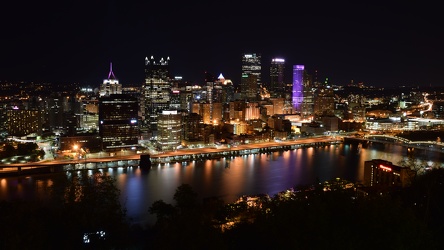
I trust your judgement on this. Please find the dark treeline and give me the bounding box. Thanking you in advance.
[1,169,444,249]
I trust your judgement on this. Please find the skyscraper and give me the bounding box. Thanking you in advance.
[292,65,304,111]
[157,110,182,151]
[270,58,285,98]
[241,53,261,100]
[99,94,139,151]
[143,56,172,136]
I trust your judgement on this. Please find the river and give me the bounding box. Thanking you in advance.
[1,142,443,226]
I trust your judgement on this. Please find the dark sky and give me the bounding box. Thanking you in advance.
[1,1,443,87]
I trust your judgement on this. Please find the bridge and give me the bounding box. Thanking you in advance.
[344,134,444,152]
[0,136,341,176]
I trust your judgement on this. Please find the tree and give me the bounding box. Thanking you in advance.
[397,153,438,183]
[51,170,129,248]
[149,200,175,222]
[173,183,198,212]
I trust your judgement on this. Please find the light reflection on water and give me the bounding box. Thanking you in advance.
[1,142,443,226]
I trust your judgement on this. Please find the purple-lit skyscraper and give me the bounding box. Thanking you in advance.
[292,65,304,111]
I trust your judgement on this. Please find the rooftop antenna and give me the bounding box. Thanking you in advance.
[108,62,116,79]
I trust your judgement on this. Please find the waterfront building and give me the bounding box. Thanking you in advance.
[99,94,139,151]
[364,159,416,188]
[157,110,182,151]
[183,112,204,143]
[270,58,285,98]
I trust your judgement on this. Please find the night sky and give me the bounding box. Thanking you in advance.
[1,1,443,87]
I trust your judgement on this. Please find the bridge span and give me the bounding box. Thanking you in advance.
[343,134,444,153]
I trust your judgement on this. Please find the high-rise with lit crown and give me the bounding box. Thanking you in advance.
[292,65,304,111]
[99,62,122,97]
[143,56,172,136]
[241,53,261,100]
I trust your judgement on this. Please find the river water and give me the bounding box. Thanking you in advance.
[1,142,443,226]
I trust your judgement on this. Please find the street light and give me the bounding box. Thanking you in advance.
[73,144,79,159]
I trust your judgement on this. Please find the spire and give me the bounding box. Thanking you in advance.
[108,62,117,79]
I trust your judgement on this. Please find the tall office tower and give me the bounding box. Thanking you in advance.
[99,62,122,97]
[169,87,181,110]
[270,58,285,98]
[179,85,194,112]
[313,82,335,116]
[143,56,172,136]
[242,74,258,101]
[99,94,139,151]
[301,71,314,117]
[292,65,304,111]
[216,74,235,103]
[241,53,261,100]
[157,110,182,151]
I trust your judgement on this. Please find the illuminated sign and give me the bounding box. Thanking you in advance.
[272,58,285,63]
[379,165,392,172]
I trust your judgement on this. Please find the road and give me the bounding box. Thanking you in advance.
[0,136,340,168]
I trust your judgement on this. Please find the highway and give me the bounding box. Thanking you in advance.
[0,136,340,168]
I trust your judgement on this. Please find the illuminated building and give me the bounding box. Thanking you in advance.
[245,102,260,120]
[216,73,234,103]
[183,112,203,142]
[270,98,285,115]
[301,71,314,117]
[241,53,261,100]
[364,159,416,188]
[157,110,182,151]
[192,102,222,125]
[270,58,285,98]
[99,94,139,151]
[242,74,258,101]
[313,80,335,116]
[143,56,172,135]
[6,107,41,136]
[292,65,304,111]
[229,101,246,121]
[99,62,122,97]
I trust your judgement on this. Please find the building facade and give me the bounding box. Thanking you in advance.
[241,53,261,100]
[364,159,416,188]
[99,94,139,151]
[270,58,285,98]
[157,110,182,151]
[292,65,304,111]
[143,56,172,135]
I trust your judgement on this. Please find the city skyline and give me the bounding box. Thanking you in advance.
[1,1,443,87]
